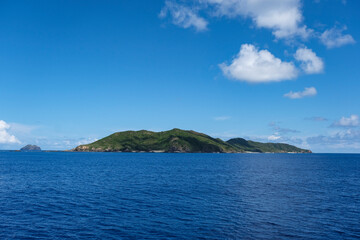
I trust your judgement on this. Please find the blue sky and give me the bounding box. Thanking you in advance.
[0,0,359,152]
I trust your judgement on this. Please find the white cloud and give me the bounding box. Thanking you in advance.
[159,1,208,31]
[160,1,357,48]
[320,26,356,48]
[332,115,359,127]
[268,135,281,141]
[214,116,231,121]
[163,0,311,39]
[284,87,317,99]
[294,47,324,74]
[220,44,298,83]
[0,120,20,144]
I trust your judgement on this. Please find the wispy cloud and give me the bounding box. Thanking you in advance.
[251,121,360,152]
[159,1,208,31]
[220,44,298,83]
[9,122,40,135]
[249,134,306,147]
[314,0,347,5]
[261,122,301,143]
[307,129,360,152]
[211,131,239,139]
[305,116,328,122]
[269,121,300,134]
[29,136,99,150]
[284,87,317,99]
[214,116,231,121]
[331,115,359,128]
[320,26,356,48]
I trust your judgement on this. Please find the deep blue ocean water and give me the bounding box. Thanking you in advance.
[0,152,359,239]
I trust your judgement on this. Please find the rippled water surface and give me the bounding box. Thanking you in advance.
[1,152,360,239]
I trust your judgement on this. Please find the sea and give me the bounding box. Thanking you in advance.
[1,152,359,239]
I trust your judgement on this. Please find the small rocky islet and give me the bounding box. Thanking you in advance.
[20,145,41,152]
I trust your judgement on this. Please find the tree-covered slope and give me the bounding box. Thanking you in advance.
[73,128,238,153]
[72,129,311,153]
[227,138,311,153]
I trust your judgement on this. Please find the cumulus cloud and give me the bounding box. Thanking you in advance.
[332,115,359,128]
[159,1,208,31]
[220,44,298,83]
[221,45,323,84]
[320,26,356,48]
[284,87,317,99]
[0,120,20,144]
[161,0,311,39]
[160,1,357,48]
[294,47,324,74]
[203,0,311,39]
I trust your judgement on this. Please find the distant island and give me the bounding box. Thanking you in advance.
[72,128,311,153]
[20,144,41,152]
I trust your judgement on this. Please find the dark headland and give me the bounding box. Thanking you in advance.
[72,128,311,153]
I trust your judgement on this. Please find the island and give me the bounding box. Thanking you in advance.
[20,144,42,152]
[72,128,311,153]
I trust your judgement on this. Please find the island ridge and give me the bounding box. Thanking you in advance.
[72,128,311,153]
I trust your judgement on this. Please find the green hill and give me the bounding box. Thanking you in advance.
[227,138,311,153]
[72,128,311,153]
[73,128,238,153]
